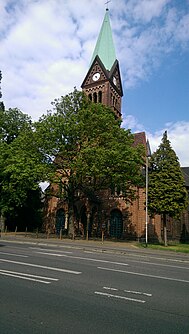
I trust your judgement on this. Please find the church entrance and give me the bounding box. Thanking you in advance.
[110,209,123,238]
[56,209,65,234]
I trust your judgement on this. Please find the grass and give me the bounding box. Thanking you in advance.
[138,242,189,253]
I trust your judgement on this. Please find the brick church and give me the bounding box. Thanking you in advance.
[44,9,189,243]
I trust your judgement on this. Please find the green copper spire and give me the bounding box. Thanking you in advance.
[90,10,116,71]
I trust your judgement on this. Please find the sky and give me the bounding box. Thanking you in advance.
[0,0,189,166]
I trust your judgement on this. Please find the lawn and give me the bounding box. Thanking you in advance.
[139,243,189,253]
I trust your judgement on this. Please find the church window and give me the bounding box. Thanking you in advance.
[88,94,92,101]
[93,92,97,103]
[98,91,102,103]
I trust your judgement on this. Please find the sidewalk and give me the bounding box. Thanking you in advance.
[1,232,188,259]
[0,233,148,253]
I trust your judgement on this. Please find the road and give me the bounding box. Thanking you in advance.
[0,238,189,333]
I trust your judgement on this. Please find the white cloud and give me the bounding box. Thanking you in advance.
[122,115,189,167]
[130,0,171,23]
[147,122,189,167]
[0,0,188,167]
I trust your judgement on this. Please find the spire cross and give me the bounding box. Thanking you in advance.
[105,0,111,10]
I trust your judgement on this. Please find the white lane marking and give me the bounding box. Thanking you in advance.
[98,267,189,283]
[30,247,72,254]
[127,259,189,271]
[0,252,28,258]
[94,291,145,303]
[0,269,58,281]
[103,286,152,296]
[59,254,129,266]
[35,252,64,257]
[103,287,118,291]
[125,253,189,264]
[0,258,81,275]
[124,290,152,297]
[0,271,51,284]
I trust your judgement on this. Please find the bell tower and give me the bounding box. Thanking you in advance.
[81,9,123,119]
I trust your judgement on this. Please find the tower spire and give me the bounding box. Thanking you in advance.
[89,9,116,71]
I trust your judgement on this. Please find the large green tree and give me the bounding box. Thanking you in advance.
[148,131,188,246]
[35,89,145,232]
[0,108,43,231]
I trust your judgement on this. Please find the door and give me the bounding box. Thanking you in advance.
[110,210,123,238]
[56,209,65,234]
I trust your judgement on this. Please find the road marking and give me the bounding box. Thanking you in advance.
[30,247,72,254]
[103,286,152,296]
[126,259,189,271]
[125,253,189,264]
[35,252,65,257]
[98,267,189,283]
[0,258,82,275]
[59,254,129,266]
[94,291,145,303]
[0,269,58,281]
[0,251,28,258]
[0,271,51,284]
[0,269,58,284]
[124,289,152,297]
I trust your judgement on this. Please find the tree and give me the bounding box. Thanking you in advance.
[148,131,188,246]
[0,71,5,112]
[0,108,44,231]
[35,89,145,232]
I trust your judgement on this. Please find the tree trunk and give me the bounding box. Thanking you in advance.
[68,206,75,239]
[0,212,5,233]
[163,213,167,246]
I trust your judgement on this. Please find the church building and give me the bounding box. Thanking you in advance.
[44,9,189,243]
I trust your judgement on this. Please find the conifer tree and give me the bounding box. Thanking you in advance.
[0,71,5,111]
[148,131,188,246]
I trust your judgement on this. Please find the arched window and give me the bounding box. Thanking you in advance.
[93,92,97,103]
[88,94,92,101]
[98,91,102,103]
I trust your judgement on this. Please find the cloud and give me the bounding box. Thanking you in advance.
[0,0,188,166]
[129,0,171,23]
[148,121,189,167]
[122,115,189,167]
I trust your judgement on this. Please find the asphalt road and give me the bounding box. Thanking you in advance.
[0,239,189,334]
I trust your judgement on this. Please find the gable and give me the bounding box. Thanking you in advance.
[81,56,110,89]
[109,60,123,96]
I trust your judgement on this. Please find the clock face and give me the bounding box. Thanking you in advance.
[113,76,117,86]
[92,72,100,81]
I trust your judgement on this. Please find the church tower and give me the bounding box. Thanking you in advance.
[81,9,123,119]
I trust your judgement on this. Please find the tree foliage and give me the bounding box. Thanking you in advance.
[0,71,5,111]
[0,108,43,229]
[35,89,145,214]
[148,131,188,245]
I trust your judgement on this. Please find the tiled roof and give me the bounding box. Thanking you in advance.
[133,132,146,147]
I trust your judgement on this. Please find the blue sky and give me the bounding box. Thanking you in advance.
[0,0,189,166]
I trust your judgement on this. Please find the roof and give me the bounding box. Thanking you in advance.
[133,132,152,158]
[133,132,147,147]
[181,167,189,187]
[89,10,116,71]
